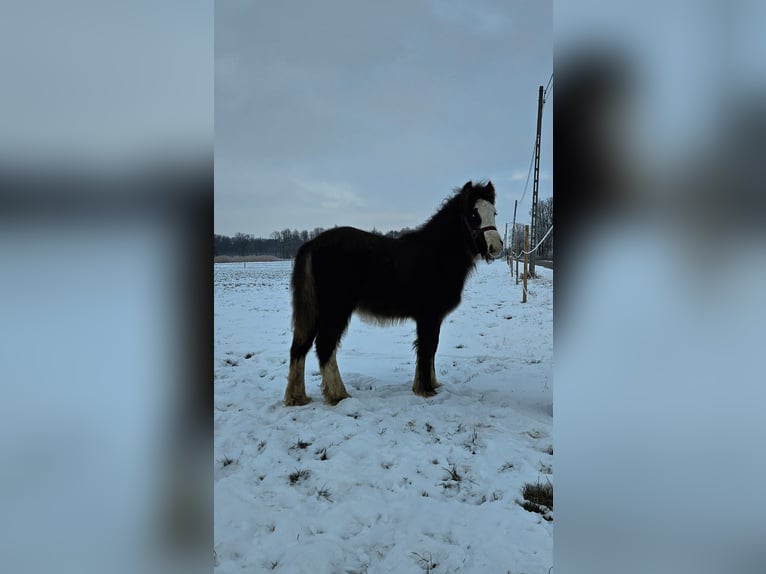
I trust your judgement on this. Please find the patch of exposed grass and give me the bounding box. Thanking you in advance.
[463,428,479,454]
[411,551,438,573]
[441,463,463,487]
[316,483,332,501]
[288,469,311,485]
[520,479,553,520]
[220,455,237,468]
[522,479,553,508]
[444,464,463,482]
[292,438,312,450]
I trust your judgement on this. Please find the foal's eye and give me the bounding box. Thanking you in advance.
[470,208,481,225]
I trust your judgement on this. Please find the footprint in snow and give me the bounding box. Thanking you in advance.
[348,376,377,392]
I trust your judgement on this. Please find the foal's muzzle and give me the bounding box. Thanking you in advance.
[463,217,503,261]
[482,227,503,262]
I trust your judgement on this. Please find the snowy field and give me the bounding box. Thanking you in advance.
[214,259,553,573]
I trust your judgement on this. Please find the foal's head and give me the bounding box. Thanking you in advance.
[459,180,504,262]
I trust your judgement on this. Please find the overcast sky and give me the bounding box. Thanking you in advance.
[215,0,552,238]
[1,0,211,164]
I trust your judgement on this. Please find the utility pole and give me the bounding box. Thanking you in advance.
[511,199,518,277]
[530,84,544,277]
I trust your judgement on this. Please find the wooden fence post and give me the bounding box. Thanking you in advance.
[522,225,529,303]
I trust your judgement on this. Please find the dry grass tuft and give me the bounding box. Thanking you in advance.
[220,456,236,468]
[288,469,311,485]
[520,479,553,520]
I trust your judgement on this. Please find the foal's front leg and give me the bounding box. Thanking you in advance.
[412,318,441,397]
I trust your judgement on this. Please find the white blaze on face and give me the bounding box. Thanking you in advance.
[474,198,503,259]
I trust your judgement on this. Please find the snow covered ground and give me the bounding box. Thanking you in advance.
[214,259,553,573]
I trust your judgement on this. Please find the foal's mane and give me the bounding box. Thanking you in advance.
[403,180,496,242]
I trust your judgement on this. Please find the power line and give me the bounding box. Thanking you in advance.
[544,73,553,100]
[518,138,536,205]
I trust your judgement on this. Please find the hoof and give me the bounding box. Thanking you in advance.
[284,395,313,407]
[324,392,351,406]
[412,387,437,398]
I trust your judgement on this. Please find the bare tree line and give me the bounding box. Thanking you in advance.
[508,197,553,259]
[214,226,416,260]
[215,197,552,261]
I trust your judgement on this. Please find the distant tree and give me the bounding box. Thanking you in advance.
[510,223,526,257]
[310,227,325,240]
[290,229,302,257]
[385,226,414,238]
[214,234,234,257]
[530,197,553,258]
[232,233,253,266]
[232,233,250,256]
[280,228,292,258]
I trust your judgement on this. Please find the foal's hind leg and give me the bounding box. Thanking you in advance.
[285,320,318,406]
[315,311,352,405]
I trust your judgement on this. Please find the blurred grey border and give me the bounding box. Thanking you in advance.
[555,1,766,573]
[0,2,212,573]
[3,2,765,573]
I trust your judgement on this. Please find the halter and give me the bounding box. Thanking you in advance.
[462,215,497,255]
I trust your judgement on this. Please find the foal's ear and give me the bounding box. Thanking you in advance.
[486,180,494,191]
[461,180,473,193]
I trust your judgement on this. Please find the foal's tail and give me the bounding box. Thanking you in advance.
[291,244,318,341]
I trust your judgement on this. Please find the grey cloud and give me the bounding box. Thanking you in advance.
[216,0,552,237]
